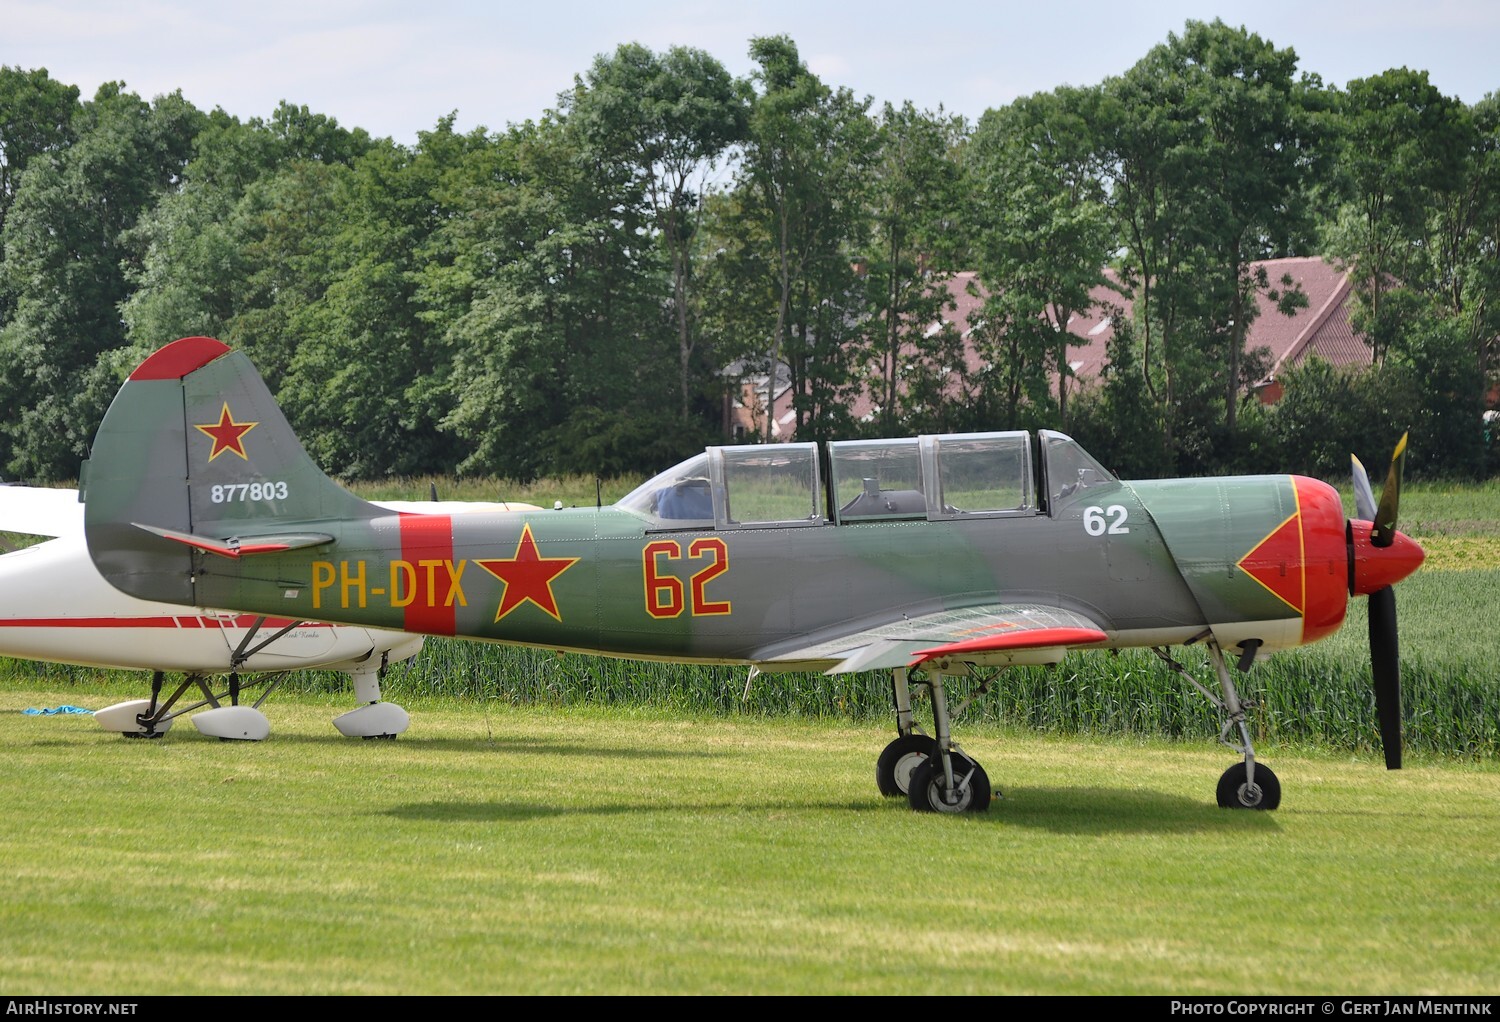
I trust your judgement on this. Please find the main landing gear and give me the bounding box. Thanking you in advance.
[876,665,993,813]
[1152,638,1280,810]
[94,669,279,740]
[93,622,411,742]
[94,663,410,741]
[874,636,1282,815]
[332,661,410,740]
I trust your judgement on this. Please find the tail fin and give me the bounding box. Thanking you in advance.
[82,337,378,605]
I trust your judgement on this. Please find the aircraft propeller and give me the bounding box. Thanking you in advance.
[1350,433,1409,770]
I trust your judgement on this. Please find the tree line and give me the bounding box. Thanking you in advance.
[1,19,1495,485]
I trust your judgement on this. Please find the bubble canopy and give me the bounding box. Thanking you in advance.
[615,431,1115,528]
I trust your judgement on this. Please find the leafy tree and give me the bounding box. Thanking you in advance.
[1391,299,1483,476]
[1322,68,1473,364]
[1163,20,1313,436]
[263,101,373,165]
[1261,356,1365,476]
[964,87,1113,430]
[122,103,371,391]
[1094,21,1314,466]
[1091,59,1207,462]
[1068,313,1174,478]
[0,66,79,246]
[694,187,778,439]
[566,43,747,423]
[280,135,454,476]
[865,101,966,433]
[738,35,877,442]
[0,83,204,480]
[951,280,1053,431]
[444,114,684,480]
[1424,93,1500,412]
[120,111,280,355]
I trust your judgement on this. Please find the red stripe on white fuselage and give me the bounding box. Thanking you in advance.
[0,532,407,673]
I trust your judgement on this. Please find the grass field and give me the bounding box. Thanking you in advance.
[1,471,1495,995]
[2,691,1497,996]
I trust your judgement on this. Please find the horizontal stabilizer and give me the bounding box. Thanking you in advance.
[133,523,334,559]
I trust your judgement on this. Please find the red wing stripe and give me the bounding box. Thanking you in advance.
[0,617,215,629]
[909,626,1108,666]
[235,543,292,555]
[0,617,327,629]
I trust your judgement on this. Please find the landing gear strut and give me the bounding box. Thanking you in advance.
[878,665,993,813]
[94,669,282,740]
[94,619,412,741]
[1153,639,1280,810]
[333,655,410,739]
[875,668,934,796]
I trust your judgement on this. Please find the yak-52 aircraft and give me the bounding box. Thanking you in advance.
[1,466,535,741]
[78,336,1424,813]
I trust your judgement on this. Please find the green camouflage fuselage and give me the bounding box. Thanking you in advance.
[81,339,1357,671]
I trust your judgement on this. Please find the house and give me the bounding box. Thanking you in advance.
[726,256,1372,439]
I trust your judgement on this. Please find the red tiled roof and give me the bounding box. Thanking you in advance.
[1249,257,1367,380]
[731,256,1369,438]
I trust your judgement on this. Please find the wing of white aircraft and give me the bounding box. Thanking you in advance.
[0,482,84,541]
[0,485,535,742]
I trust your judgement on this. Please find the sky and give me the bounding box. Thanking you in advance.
[5,0,1497,147]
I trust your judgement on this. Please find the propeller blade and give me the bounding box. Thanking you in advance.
[1368,585,1403,770]
[1372,432,1408,548]
[1350,454,1378,523]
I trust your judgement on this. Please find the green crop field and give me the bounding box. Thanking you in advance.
[1,473,1495,995]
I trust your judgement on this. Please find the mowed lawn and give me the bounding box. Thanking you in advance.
[2,688,1496,996]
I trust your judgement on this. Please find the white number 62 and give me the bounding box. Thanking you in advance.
[1083,504,1130,536]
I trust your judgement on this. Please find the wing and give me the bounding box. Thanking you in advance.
[370,499,541,515]
[753,603,1109,675]
[0,485,83,540]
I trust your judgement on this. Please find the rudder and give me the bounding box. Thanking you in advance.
[82,337,379,605]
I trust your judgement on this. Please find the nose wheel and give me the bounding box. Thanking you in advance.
[1217,761,1281,810]
[1153,639,1283,811]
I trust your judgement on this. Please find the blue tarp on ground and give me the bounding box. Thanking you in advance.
[23,705,94,715]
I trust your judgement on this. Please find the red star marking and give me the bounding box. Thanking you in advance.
[194,403,258,462]
[475,523,580,623]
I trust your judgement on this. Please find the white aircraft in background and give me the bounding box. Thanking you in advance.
[0,483,536,741]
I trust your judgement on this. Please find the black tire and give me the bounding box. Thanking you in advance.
[907,755,992,813]
[875,735,936,796]
[1216,761,1281,810]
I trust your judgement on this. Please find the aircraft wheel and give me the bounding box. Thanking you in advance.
[907,756,992,813]
[1216,761,1281,810]
[875,735,935,796]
